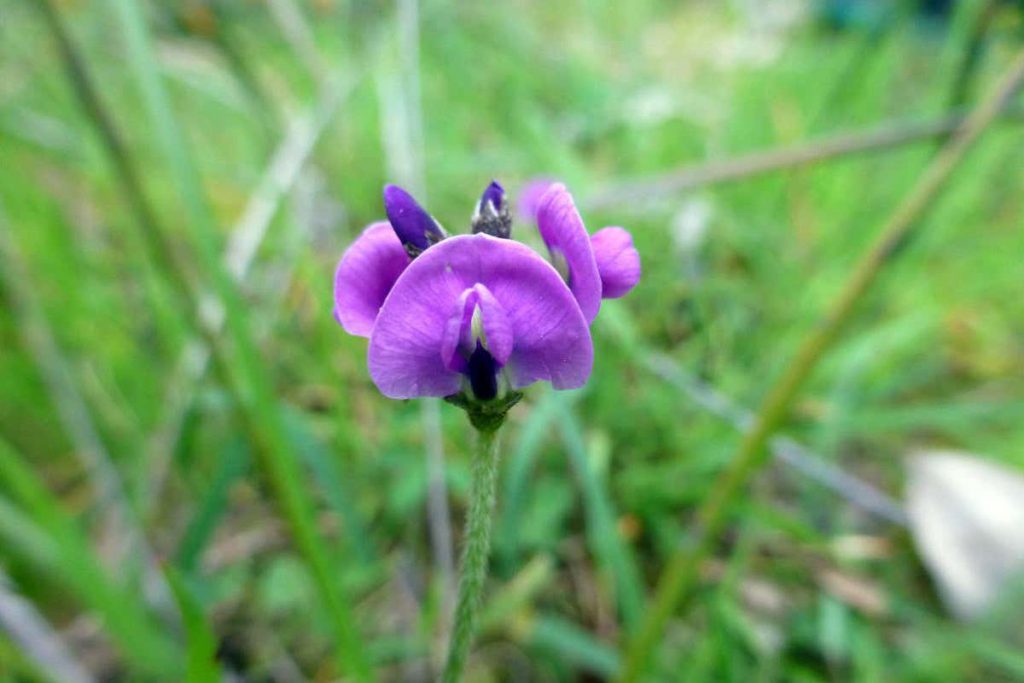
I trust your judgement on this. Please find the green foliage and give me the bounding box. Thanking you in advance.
[0,436,180,676]
[166,568,223,683]
[0,0,1022,680]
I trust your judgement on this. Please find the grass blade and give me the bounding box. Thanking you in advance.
[619,49,1024,682]
[95,1,373,677]
[495,389,563,569]
[146,69,360,506]
[555,395,646,631]
[0,215,172,618]
[284,409,379,565]
[0,567,95,683]
[174,438,251,573]
[0,437,180,676]
[165,569,222,683]
[479,555,555,633]
[530,615,621,678]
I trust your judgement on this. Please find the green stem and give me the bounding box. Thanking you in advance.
[443,427,501,682]
[617,49,1024,683]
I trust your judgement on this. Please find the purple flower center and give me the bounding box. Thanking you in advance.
[383,184,446,257]
[440,283,512,401]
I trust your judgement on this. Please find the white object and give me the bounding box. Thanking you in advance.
[906,450,1024,620]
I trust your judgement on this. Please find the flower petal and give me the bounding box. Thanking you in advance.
[440,283,512,372]
[516,177,556,224]
[333,222,409,337]
[591,227,641,298]
[368,234,593,399]
[440,288,477,373]
[536,183,602,323]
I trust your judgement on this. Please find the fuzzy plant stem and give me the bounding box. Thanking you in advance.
[442,427,501,682]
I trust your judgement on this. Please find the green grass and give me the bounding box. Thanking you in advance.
[1,0,1023,680]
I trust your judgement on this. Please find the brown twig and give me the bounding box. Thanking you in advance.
[584,103,1024,212]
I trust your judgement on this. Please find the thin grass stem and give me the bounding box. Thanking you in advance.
[266,0,328,83]
[618,49,1024,683]
[585,102,1024,211]
[37,1,373,678]
[0,219,174,619]
[107,1,373,677]
[0,437,180,675]
[145,70,359,502]
[0,568,96,683]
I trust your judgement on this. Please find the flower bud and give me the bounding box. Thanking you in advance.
[384,184,446,258]
[471,180,512,239]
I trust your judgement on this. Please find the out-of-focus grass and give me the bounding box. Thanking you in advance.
[1,0,1023,680]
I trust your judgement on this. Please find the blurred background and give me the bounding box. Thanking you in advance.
[2,0,1024,680]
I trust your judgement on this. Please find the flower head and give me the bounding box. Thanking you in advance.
[333,180,639,415]
[369,234,592,400]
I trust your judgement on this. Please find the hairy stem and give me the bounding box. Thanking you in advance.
[443,428,501,682]
[618,49,1024,683]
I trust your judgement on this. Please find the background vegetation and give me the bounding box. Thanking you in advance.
[1,0,1023,680]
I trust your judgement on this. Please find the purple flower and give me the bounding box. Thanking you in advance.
[333,180,637,405]
[536,183,641,322]
[368,234,592,399]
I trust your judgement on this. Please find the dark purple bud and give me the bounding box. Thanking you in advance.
[481,181,505,213]
[472,179,512,239]
[383,184,446,258]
